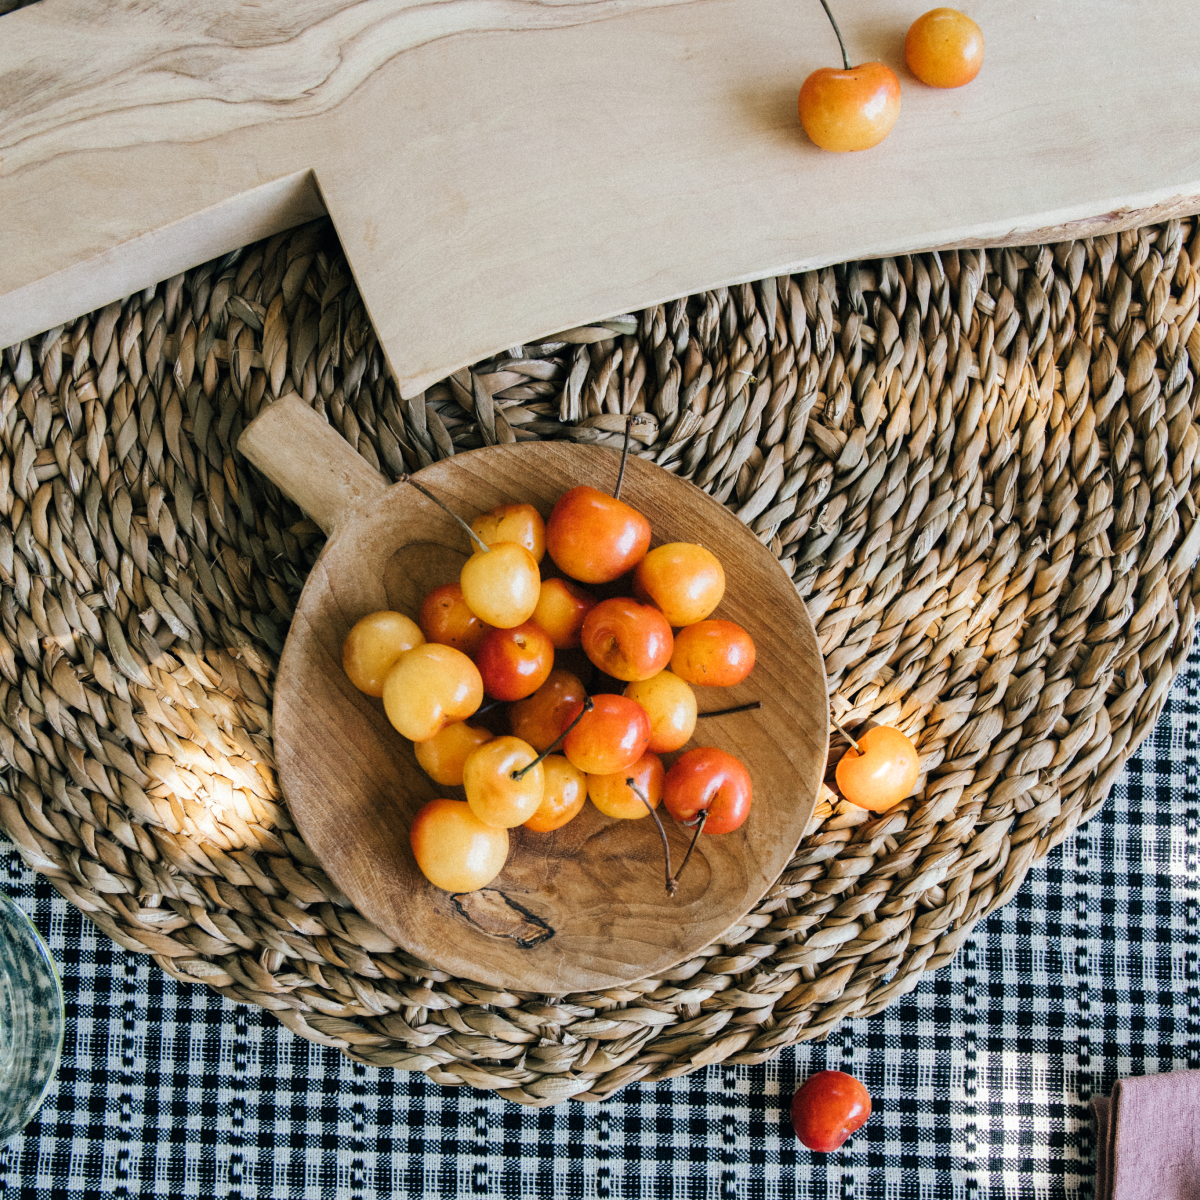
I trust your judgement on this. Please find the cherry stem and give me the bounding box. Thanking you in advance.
[696,700,762,718]
[400,474,490,554]
[829,712,860,753]
[511,697,594,780]
[628,779,676,896]
[611,413,653,501]
[613,414,636,502]
[670,808,708,891]
[817,0,852,71]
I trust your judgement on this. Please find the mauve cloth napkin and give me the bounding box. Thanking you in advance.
[1091,1071,1200,1200]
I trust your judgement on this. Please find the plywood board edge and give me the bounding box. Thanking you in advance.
[392,186,1200,399]
[0,169,325,352]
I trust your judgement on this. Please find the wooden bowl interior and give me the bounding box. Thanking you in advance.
[274,443,827,992]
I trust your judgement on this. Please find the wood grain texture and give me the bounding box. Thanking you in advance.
[5,0,1200,394]
[238,393,389,535]
[245,422,827,992]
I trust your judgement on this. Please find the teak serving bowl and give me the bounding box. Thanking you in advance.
[238,395,828,992]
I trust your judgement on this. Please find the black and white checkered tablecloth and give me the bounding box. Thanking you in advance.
[1,646,1197,1200]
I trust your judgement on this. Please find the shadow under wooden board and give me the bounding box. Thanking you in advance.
[5,0,1200,393]
[240,396,827,993]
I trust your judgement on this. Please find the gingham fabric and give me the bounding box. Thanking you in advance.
[1,644,1197,1200]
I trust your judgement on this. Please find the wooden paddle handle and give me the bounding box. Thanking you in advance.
[237,394,388,535]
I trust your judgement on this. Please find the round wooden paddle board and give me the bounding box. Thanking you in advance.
[241,396,827,993]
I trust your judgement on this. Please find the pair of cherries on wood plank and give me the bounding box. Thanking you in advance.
[799,5,984,152]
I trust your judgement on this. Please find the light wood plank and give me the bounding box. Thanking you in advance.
[4,0,1200,394]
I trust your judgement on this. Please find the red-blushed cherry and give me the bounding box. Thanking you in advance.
[798,0,900,152]
[561,693,651,775]
[799,62,901,152]
[545,486,651,584]
[509,668,587,752]
[418,583,491,658]
[670,619,755,687]
[790,1071,872,1151]
[581,597,673,683]
[475,622,554,701]
[663,746,752,834]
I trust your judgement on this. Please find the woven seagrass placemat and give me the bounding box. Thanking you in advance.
[0,217,1197,1106]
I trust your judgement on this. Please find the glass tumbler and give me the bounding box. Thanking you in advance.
[0,890,62,1140]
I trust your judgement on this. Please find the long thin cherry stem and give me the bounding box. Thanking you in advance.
[696,700,762,719]
[829,712,860,752]
[670,809,708,891]
[817,0,852,70]
[629,780,676,895]
[511,697,594,780]
[400,474,491,554]
[613,414,635,501]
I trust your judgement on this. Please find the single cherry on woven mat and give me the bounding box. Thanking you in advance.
[790,1070,872,1151]
[410,798,509,892]
[834,722,919,812]
[342,610,425,697]
[798,0,901,152]
[905,7,983,88]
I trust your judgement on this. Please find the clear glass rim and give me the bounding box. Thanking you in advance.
[0,888,64,1141]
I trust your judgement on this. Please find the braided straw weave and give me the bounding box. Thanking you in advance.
[1,217,1198,1106]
